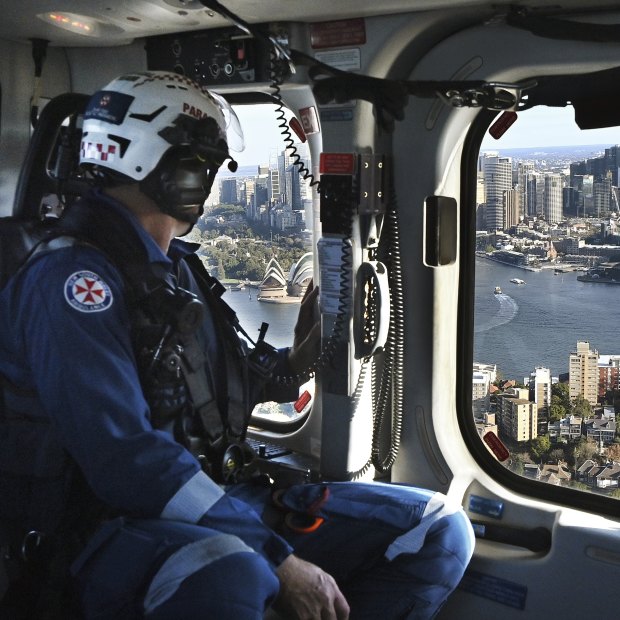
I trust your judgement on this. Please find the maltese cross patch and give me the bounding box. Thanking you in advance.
[64,271,113,313]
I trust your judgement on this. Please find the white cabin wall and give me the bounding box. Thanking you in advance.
[65,41,148,95]
[0,40,71,216]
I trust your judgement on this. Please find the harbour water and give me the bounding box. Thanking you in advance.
[224,288,300,349]
[224,258,620,382]
[475,257,620,380]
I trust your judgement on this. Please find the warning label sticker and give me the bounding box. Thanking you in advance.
[319,153,355,175]
[310,18,366,49]
[315,49,361,72]
[318,237,352,316]
[458,570,527,610]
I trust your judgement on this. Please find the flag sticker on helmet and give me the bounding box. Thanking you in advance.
[64,271,113,313]
[81,142,116,162]
[84,90,134,125]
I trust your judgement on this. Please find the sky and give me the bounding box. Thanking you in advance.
[231,104,292,167]
[481,105,620,150]
[230,102,620,167]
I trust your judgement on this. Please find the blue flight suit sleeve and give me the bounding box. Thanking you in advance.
[10,244,292,566]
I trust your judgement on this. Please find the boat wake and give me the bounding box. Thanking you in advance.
[475,293,519,333]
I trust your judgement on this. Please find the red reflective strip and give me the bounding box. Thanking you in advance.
[488,111,518,140]
[294,390,312,413]
[483,431,510,462]
[289,117,307,143]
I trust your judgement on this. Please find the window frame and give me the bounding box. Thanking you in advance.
[458,107,620,519]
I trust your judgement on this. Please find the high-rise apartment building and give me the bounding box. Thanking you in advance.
[482,153,512,231]
[569,341,599,405]
[497,387,538,443]
[598,354,620,399]
[528,367,551,436]
[472,363,496,418]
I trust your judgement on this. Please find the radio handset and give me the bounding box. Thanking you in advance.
[353,261,390,359]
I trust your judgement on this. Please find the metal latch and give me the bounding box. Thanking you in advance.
[439,80,537,111]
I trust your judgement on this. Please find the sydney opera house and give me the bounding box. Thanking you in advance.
[257,253,313,300]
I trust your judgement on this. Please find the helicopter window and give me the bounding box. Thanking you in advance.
[182,103,315,426]
[472,104,620,506]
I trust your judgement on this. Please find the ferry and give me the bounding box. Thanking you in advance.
[509,278,525,285]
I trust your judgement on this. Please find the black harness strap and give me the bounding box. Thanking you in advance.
[506,9,620,43]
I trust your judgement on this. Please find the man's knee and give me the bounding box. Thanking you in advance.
[145,549,280,619]
[411,507,475,589]
[432,507,475,566]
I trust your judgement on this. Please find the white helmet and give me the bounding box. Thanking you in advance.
[80,71,242,222]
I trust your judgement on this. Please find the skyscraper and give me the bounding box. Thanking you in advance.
[220,178,238,205]
[517,161,534,218]
[504,188,520,230]
[543,173,563,224]
[593,177,611,217]
[482,153,512,231]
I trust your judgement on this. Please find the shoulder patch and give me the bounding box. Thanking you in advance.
[64,270,113,313]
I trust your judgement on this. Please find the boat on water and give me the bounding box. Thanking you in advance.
[494,286,502,294]
[509,278,525,285]
[577,273,620,284]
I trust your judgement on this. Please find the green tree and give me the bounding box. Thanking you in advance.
[549,403,565,422]
[216,258,226,280]
[552,382,571,410]
[573,437,599,463]
[549,448,565,463]
[572,395,593,418]
[530,435,551,462]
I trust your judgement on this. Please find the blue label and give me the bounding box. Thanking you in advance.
[320,108,354,122]
[85,90,134,125]
[469,494,504,519]
[458,570,527,610]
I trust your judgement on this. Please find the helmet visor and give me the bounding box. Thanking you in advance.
[211,91,245,153]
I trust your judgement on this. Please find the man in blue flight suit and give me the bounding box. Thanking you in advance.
[0,71,474,619]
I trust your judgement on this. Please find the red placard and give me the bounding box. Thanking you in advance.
[319,152,355,175]
[310,18,366,49]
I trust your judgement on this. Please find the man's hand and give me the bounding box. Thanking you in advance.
[274,554,350,620]
[288,281,320,376]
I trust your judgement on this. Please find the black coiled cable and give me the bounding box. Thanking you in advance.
[269,47,320,192]
[371,179,405,473]
[269,45,355,386]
